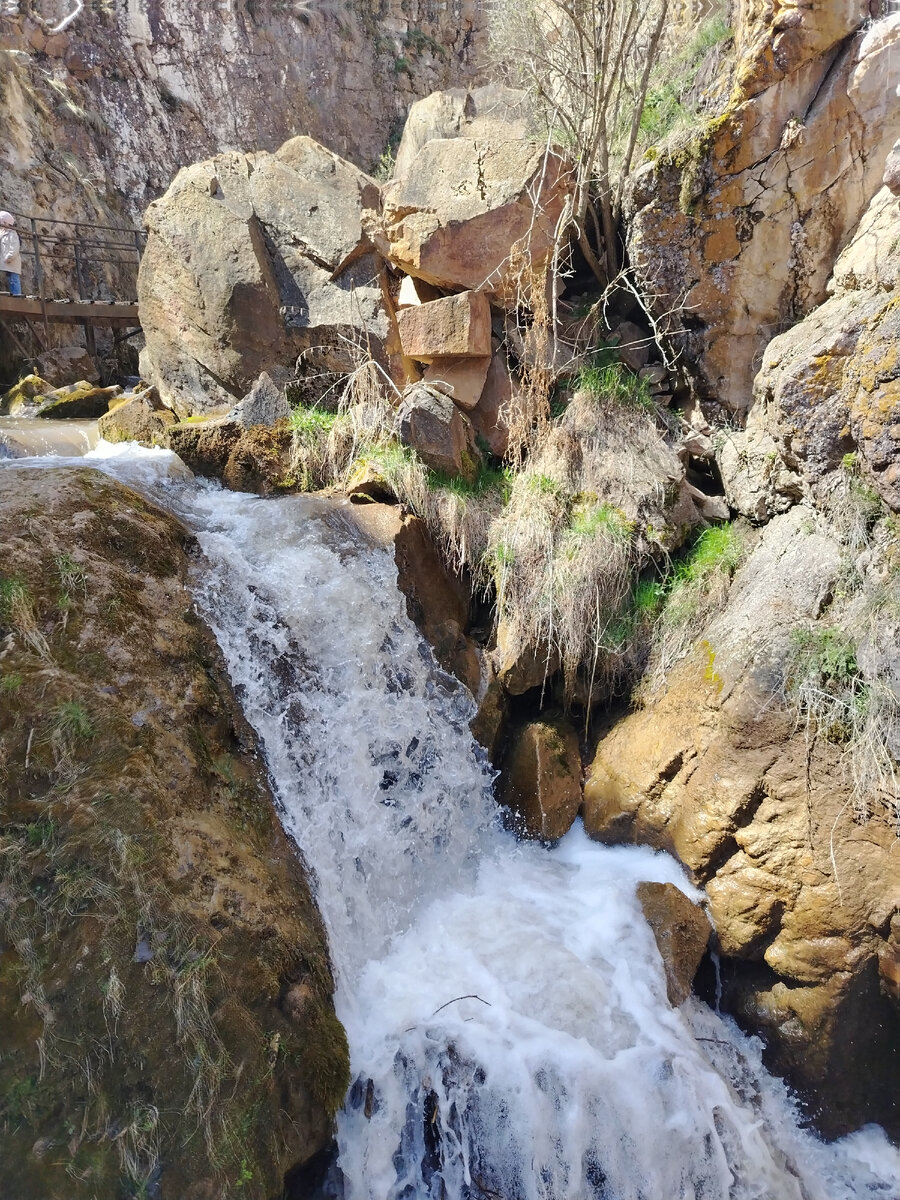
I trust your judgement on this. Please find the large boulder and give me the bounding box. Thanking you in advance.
[0,468,347,1198]
[392,84,535,178]
[729,187,900,513]
[584,507,899,1135]
[377,138,573,301]
[138,136,388,416]
[626,8,900,411]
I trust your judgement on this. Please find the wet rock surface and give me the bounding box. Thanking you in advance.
[0,468,347,1199]
[636,882,712,1007]
[500,714,582,841]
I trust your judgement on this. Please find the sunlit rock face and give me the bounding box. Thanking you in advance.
[625,5,900,411]
[0,1,485,238]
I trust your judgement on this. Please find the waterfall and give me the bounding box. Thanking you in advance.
[10,442,900,1199]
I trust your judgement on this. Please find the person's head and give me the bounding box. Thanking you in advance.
[0,212,15,228]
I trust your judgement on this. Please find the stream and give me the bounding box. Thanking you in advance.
[6,435,899,1199]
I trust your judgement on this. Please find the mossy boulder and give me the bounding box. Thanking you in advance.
[165,417,295,493]
[97,386,177,444]
[0,468,348,1199]
[35,380,122,419]
[0,373,53,415]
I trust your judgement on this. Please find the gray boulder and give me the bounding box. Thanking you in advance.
[229,372,290,429]
[138,136,387,416]
[397,384,479,480]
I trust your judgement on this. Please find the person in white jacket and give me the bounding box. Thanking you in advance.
[0,211,22,296]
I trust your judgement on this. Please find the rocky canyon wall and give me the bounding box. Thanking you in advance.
[0,1,485,251]
[627,2,900,412]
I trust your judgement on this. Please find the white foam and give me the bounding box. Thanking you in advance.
[11,451,896,1198]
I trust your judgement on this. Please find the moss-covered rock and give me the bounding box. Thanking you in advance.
[97,387,177,445]
[0,374,53,415]
[35,381,122,419]
[0,468,348,1200]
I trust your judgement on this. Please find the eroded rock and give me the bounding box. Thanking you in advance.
[748,187,900,510]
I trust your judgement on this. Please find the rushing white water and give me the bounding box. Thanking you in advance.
[0,415,99,458]
[6,442,899,1199]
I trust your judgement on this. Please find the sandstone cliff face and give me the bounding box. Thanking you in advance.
[724,186,900,515]
[626,5,900,411]
[0,467,348,1199]
[585,506,899,1136]
[0,1,484,280]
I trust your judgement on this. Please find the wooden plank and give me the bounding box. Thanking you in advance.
[0,296,140,324]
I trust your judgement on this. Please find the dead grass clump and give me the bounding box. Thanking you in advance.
[487,389,669,699]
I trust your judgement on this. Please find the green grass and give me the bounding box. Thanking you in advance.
[52,700,94,742]
[567,502,633,543]
[0,672,23,693]
[575,360,654,410]
[55,552,86,595]
[287,406,338,437]
[427,461,513,501]
[0,576,29,621]
[675,523,744,585]
[638,12,733,147]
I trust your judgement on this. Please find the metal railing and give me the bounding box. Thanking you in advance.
[6,211,145,306]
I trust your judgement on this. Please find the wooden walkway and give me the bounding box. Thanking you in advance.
[0,296,140,325]
[0,212,143,360]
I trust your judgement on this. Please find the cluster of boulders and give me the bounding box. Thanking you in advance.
[128,85,580,483]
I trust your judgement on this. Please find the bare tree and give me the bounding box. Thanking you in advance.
[489,0,669,282]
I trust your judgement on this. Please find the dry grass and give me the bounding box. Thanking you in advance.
[487,388,670,699]
[287,348,693,703]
